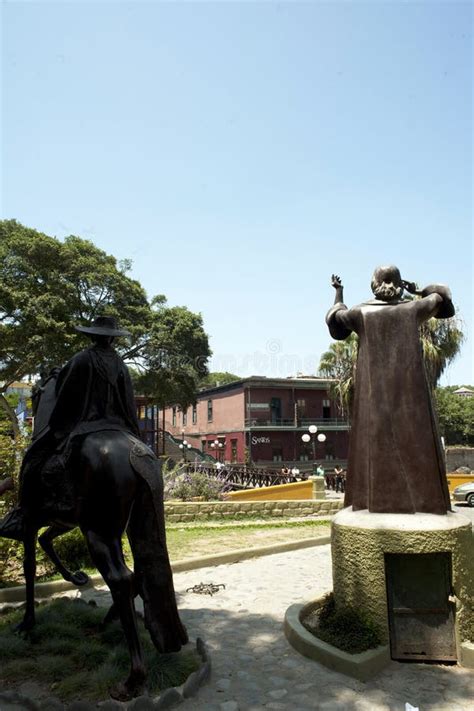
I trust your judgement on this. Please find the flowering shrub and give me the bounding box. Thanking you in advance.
[163,461,228,502]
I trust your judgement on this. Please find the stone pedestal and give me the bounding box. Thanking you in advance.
[310,476,326,501]
[331,507,473,665]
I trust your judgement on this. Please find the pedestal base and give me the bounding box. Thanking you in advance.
[331,507,473,664]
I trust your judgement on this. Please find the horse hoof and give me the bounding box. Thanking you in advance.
[109,681,147,702]
[109,671,147,701]
[70,571,89,586]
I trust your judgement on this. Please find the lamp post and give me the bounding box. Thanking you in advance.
[179,439,192,462]
[210,438,225,462]
[302,425,326,473]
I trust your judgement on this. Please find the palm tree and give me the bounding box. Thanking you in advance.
[420,314,464,389]
[318,333,358,420]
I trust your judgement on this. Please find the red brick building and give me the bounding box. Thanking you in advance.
[162,376,349,467]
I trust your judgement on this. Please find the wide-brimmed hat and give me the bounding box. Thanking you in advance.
[75,316,131,337]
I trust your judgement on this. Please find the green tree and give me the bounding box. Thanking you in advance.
[0,220,211,437]
[132,300,212,451]
[419,317,465,389]
[434,386,474,446]
[318,334,358,419]
[199,371,240,389]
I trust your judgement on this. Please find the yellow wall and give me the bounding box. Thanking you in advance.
[447,473,474,494]
[227,480,313,501]
[227,474,471,501]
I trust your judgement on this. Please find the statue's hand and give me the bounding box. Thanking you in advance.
[402,279,418,295]
[331,274,343,289]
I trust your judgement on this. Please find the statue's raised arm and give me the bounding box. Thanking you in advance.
[331,274,344,305]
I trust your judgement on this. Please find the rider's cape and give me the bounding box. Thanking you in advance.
[48,344,140,442]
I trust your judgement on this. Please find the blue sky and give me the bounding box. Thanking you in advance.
[2,1,472,385]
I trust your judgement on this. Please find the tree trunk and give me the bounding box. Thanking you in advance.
[162,408,166,456]
[0,394,21,439]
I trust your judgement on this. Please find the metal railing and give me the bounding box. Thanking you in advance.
[184,462,310,489]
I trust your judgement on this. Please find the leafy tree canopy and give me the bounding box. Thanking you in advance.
[199,371,240,389]
[130,301,212,410]
[435,386,474,446]
[0,220,211,426]
[318,334,358,419]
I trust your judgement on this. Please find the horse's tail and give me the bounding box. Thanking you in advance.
[128,447,188,653]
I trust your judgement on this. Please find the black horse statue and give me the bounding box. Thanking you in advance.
[1,371,188,700]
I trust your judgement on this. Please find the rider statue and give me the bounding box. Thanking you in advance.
[1,316,140,540]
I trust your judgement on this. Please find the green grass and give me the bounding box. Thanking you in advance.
[1,518,330,587]
[0,598,199,701]
[302,593,382,654]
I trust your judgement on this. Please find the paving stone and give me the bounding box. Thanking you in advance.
[40,699,65,711]
[97,701,124,710]
[127,695,157,711]
[219,702,239,711]
[182,671,201,698]
[215,678,231,692]
[68,702,96,711]
[267,689,288,700]
[154,687,182,709]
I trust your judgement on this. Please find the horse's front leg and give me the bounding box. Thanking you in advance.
[16,524,38,633]
[38,524,89,586]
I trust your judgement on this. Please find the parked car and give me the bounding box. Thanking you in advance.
[452,481,474,507]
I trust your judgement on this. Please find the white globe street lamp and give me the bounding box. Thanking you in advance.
[301,425,326,471]
[211,438,225,461]
[179,439,192,462]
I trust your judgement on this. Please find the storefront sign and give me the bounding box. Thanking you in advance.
[247,403,270,410]
[251,436,271,445]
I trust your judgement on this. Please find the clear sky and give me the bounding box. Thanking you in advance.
[2,1,472,385]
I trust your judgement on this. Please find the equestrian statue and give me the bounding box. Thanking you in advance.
[0,316,188,699]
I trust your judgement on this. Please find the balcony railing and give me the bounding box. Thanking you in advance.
[244,417,349,429]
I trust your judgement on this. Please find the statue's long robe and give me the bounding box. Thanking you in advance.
[326,289,453,514]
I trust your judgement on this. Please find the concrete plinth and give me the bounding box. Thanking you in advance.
[331,507,474,662]
[310,476,326,501]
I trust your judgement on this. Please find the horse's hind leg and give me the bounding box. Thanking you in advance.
[83,528,145,701]
[38,524,89,586]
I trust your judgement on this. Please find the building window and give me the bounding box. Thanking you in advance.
[182,409,187,426]
[299,453,309,461]
[231,439,238,463]
[202,439,207,452]
[172,407,176,427]
[192,404,197,424]
[323,399,331,418]
[207,399,213,422]
[272,448,283,462]
[297,398,306,415]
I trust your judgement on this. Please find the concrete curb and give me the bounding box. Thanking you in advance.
[284,600,391,682]
[0,536,331,604]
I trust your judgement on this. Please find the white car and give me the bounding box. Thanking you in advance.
[453,481,474,507]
